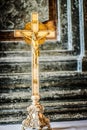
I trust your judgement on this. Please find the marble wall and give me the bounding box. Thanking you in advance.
[0,0,87,124]
[84,0,87,50]
[0,0,49,29]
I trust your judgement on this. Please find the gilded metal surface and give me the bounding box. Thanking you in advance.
[22,96,51,130]
[19,12,53,130]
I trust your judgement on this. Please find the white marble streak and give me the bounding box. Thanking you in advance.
[0,120,87,130]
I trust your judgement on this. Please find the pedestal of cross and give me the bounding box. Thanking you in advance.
[15,12,55,130]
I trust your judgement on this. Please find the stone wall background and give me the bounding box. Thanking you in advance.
[0,0,87,124]
[84,0,87,50]
[0,0,49,29]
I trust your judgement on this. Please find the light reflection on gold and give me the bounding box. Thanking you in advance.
[15,12,55,130]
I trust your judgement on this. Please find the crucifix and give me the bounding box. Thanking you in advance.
[15,12,55,130]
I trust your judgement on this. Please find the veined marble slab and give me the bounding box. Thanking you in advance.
[0,120,87,130]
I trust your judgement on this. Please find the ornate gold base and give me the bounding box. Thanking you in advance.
[22,96,52,130]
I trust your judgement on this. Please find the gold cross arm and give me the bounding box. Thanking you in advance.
[14,12,56,44]
[15,30,55,39]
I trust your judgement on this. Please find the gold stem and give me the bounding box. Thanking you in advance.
[32,40,39,96]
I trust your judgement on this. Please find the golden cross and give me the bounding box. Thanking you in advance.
[15,12,55,97]
[14,12,55,130]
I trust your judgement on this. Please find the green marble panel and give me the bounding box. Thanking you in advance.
[0,0,49,29]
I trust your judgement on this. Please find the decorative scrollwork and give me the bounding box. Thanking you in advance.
[22,97,51,130]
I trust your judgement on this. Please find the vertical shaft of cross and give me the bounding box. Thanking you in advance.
[31,13,40,102]
[32,39,39,97]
